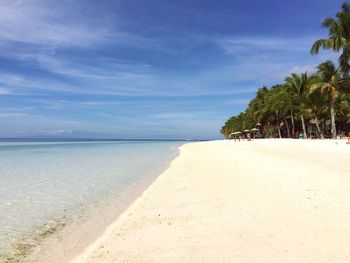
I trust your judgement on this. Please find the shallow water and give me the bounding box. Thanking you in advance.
[0,140,183,261]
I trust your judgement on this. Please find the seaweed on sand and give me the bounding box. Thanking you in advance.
[0,222,66,263]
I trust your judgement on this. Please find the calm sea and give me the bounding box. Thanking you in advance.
[0,140,184,261]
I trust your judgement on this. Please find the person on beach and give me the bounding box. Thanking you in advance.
[299,132,304,139]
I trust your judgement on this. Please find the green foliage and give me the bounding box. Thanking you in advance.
[311,3,350,76]
[221,2,350,138]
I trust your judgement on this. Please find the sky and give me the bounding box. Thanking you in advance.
[0,0,345,139]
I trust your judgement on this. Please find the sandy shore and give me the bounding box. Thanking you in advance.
[72,139,350,263]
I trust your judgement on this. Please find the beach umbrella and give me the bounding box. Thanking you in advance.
[243,129,250,132]
[309,119,320,124]
[250,127,259,139]
[232,131,241,135]
[256,123,262,126]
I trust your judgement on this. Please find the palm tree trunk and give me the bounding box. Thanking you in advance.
[277,126,282,138]
[301,114,308,139]
[284,115,291,138]
[330,101,337,138]
[314,115,324,139]
[290,109,295,138]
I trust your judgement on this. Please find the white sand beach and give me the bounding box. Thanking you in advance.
[72,139,350,263]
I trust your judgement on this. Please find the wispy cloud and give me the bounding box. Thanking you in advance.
[0,60,258,97]
[211,35,340,84]
[217,36,316,54]
[0,1,343,139]
[0,87,11,95]
[0,72,85,95]
[1,2,328,98]
[0,0,110,48]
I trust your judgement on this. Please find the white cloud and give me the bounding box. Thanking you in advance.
[217,36,317,55]
[0,87,11,95]
[0,1,343,139]
[0,0,169,56]
[0,61,258,97]
[1,1,333,98]
[210,35,341,85]
[0,0,110,48]
[0,72,85,94]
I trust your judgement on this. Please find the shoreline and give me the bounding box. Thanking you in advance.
[70,143,189,262]
[3,143,184,263]
[27,178,160,263]
[71,139,350,263]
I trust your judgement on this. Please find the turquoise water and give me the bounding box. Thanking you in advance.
[0,140,183,260]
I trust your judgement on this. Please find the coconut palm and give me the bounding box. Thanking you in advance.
[304,84,329,138]
[220,112,246,138]
[271,85,295,138]
[336,93,350,133]
[246,86,269,125]
[221,3,350,139]
[311,3,350,76]
[261,85,286,138]
[220,67,350,139]
[310,61,350,138]
[284,73,312,138]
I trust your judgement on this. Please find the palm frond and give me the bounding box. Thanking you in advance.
[310,82,324,94]
[311,39,334,54]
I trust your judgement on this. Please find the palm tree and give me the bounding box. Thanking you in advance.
[311,3,350,76]
[336,93,350,133]
[272,85,295,138]
[248,87,269,124]
[304,84,328,138]
[285,73,311,138]
[220,2,350,139]
[262,85,285,138]
[220,112,246,138]
[310,61,350,138]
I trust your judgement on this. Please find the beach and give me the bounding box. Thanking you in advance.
[4,2,350,263]
[72,139,350,263]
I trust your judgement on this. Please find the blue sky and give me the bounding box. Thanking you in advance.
[0,0,344,139]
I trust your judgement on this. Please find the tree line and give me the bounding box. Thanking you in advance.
[221,2,350,139]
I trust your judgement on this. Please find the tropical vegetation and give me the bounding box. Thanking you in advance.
[221,2,350,139]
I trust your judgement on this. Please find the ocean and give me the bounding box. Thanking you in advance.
[0,140,184,262]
